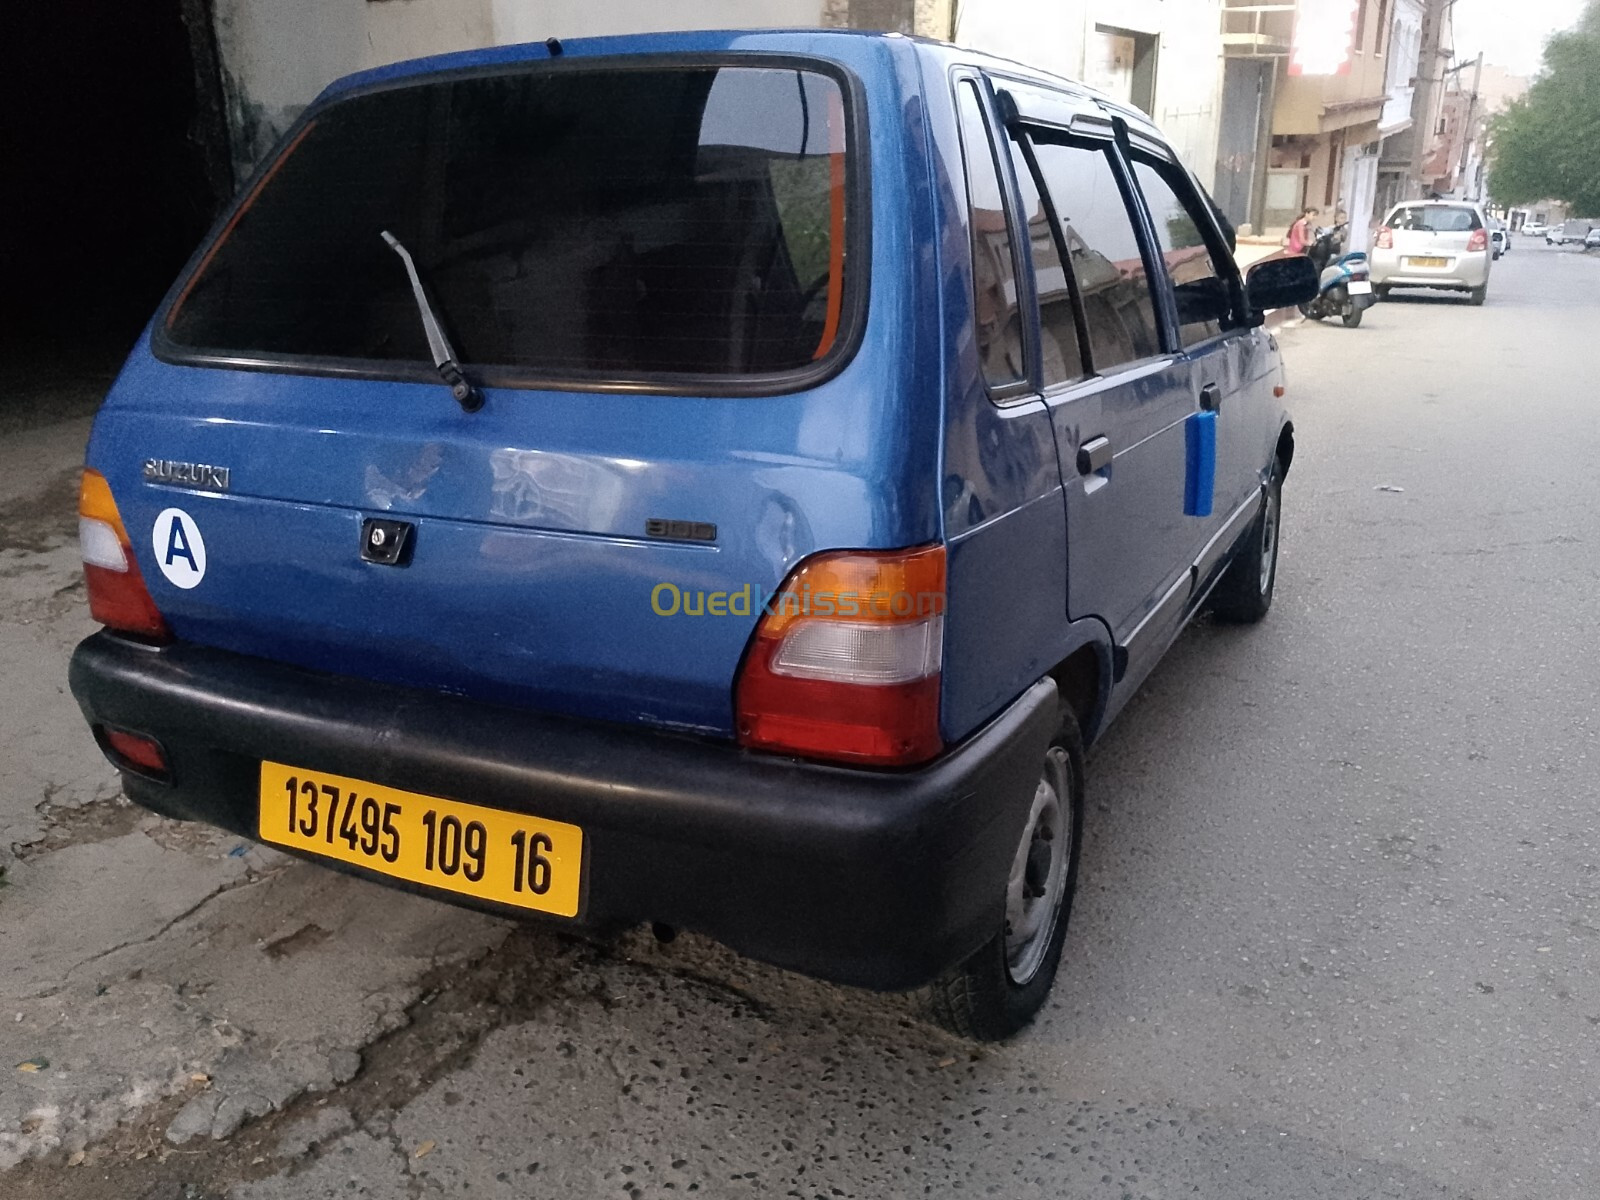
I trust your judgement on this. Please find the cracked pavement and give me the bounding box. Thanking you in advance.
[4,244,1600,1199]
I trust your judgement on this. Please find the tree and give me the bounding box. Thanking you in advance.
[1488,1,1600,214]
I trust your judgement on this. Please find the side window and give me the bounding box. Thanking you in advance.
[955,82,1025,390]
[1028,136,1162,373]
[1004,140,1088,389]
[1129,155,1233,348]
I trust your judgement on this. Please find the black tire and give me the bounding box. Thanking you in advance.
[1375,285,1391,301]
[927,702,1085,1041]
[1210,459,1283,624]
[1468,284,1488,306]
[1341,305,1364,328]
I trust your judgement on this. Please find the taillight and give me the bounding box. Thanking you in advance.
[1375,227,1393,249]
[1467,228,1488,252]
[736,545,945,767]
[79,469,171,640]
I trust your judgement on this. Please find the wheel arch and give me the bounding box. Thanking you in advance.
[1275,420,1295,480]
[1048,640,1113,747]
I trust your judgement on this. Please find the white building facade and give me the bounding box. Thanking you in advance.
[956,0,1226,189]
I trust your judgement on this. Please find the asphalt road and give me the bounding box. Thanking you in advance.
[2,237,1597,1200]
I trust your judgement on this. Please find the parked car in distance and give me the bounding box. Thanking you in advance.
[1547,220,1596,246]
[1371,201,1493,304]
[1585,228,1600,251]
[66,29,1318,1041]
[1523,222,1546,237]
[1490,221,1510,258]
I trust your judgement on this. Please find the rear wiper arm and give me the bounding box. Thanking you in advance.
[380,231,483,412]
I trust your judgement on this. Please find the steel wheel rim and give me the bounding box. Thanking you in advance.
[1005,746,1072,986]
[1259,488,1278,594]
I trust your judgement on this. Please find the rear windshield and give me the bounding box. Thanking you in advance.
[1389,205,1482,233]
[164,63,858,385]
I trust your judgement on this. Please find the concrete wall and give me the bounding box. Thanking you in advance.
[212,0,827,177]
[491,0,825,44]
[212,0,494,175]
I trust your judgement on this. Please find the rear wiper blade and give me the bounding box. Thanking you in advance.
[380,231,483,412]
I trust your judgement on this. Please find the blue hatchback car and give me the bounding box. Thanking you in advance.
[71,30,1317,1039]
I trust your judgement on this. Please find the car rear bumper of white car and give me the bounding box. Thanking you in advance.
[1370,248,1490,289]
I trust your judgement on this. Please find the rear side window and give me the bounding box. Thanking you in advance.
[1389,205,1482,232]
[955,82,1026,391]
[1129,155,1233,348]
[1027,137,1161,372]
[1005,139,1087,389]
[165,64,857,384]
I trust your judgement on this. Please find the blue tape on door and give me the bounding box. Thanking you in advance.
[1185,410,1216,518]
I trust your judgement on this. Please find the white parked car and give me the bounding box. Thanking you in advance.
[1371,201,1492,305]
[1523,222,1547,237]
[1490,221,1510,258]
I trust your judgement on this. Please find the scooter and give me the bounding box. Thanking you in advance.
[1298,223,1375,328]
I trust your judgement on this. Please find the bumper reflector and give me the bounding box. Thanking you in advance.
[101,728,169,778]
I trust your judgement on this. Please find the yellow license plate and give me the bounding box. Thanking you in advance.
[1407,256,1449,268]
[258,762,583,917]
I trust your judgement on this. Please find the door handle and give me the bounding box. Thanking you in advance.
[1077,435,1112,475]
[1199,383,1223,412]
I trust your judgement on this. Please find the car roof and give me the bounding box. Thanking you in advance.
[312,28,1164,143]
[317,28,908,101]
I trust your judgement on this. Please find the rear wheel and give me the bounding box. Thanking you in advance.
[1468,284,1488,306]
[1341,304,1364,328]
[927,706,1085,1041]
[1210,459,1282,625]
[1375,285,1391,301]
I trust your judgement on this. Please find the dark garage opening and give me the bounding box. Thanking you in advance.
[1,0,228,429]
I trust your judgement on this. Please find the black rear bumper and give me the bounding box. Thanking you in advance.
[68,633,1057,991]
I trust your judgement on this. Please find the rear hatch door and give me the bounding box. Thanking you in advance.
[1390,204,1479,264]
[95,54,878,738]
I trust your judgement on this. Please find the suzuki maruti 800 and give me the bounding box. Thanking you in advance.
[70,30,1317,1039]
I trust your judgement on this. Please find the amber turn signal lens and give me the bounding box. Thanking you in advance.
[78,469,171,640]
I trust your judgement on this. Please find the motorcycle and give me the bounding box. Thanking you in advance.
[1298,223,1375,328]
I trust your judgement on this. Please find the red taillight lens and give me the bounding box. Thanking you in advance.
[736,545,946,767]
[1467,228,1488,252]
[101,728,169,777]
[1375,227,1393,249]
[79,469,171,640]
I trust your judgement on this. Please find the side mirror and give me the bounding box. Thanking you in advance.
[1244,255,1320,315]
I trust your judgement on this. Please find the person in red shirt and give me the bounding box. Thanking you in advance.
[1286,206,1320,255]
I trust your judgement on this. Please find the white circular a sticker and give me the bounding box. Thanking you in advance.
[152,508,207,589]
